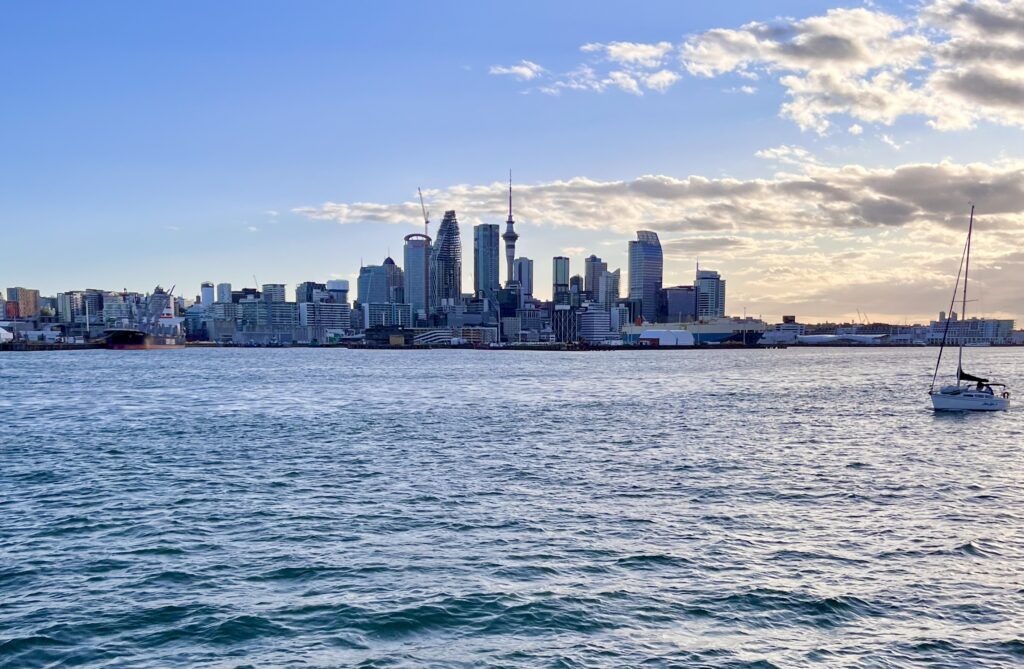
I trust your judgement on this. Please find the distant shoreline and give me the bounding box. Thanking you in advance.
[3,342,1023,353]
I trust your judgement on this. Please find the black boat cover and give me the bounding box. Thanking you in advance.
[958,366,988,384]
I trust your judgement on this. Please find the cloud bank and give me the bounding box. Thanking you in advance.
[489,0,1024,133]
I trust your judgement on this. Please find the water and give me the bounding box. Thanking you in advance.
[2,347,1023,668]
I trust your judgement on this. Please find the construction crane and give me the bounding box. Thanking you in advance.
[418,187,429,237]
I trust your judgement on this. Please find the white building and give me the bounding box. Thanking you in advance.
[579,307,612,343]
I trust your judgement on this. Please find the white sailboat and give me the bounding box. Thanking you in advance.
[929,205,1010,411]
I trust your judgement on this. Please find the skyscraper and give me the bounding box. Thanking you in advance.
[584,255,607,295]
[552,256,570,304]
[360,258,404,304]
[200,282,214,305]
[502,172,519,287]
[216,282,232,303]
[695,267,726,319]
[430,210,462,308]
[513,257,534,297]
[597,268,621,310]
[473,223,500,297]
[403,233,431,315]
[628,231,663,323]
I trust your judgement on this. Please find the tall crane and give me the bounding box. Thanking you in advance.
[418,187,429,237]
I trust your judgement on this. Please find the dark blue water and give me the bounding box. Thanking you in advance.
[2,348,1023,667]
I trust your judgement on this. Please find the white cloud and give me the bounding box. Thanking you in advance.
[494,1,1024,133]
[247,225,260,233]
[881,133,908,150]
[608,71,643,95]
[582,41,674,68]
[848,123,864,135]
[645,69,681,92]
[489,60,546,81]
[681,1,1024,133]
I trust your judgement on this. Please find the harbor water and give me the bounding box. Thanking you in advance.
[1,347,1022,667]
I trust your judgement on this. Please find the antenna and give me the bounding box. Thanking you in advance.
[418,187,430,236]
[508,169,513,220]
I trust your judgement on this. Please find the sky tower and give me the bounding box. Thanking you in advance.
[502,170,519,287]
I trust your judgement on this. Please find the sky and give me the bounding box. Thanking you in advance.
[2,0,1023,323]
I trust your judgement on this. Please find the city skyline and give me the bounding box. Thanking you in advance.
[2,1,1023,322]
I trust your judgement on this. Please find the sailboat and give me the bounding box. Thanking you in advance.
[929,205,1010,411]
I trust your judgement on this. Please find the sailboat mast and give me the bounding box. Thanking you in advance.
[958,204,974,373]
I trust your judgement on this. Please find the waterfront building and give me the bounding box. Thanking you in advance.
[552,256,570,304]
[200,282,214,306]
[628,231,663,323]
[295,281,329,303]
[584,255,607,296]
[579,307,612,344]
[6,287,40,319]
[403,233,431,316]
[502,173,519,287]
[261,283,287,302]
[326,280,350,305]
[299,301,350,330]
[695,268,726,319]
[364,302,413,328]
[473,223,500,297]
[216,282,232,303]
[56,291,84,324]
[925,313,1015,345]
[552,304,578,343]
[513,257,534,297]
[430,210,462,309]
[663,285,697,322]
[597,269,621,311]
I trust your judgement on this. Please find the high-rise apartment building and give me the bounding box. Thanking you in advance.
[430,210,462,308]
[403,233,431,316]
[326,280,349,305]
[295,281,328,303]
[5,287,40,319]
[261,284,286,302]
[628,231,663,323]
[513,257,534,297]
[695,268,726,319]
[473,223,500,297]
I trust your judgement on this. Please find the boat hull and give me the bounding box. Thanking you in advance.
[931,391,1009,412]
[104,329,185,350]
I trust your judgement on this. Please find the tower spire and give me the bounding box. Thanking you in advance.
[501,169,519,287]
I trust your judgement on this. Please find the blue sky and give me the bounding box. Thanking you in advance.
[3,1,1023,321]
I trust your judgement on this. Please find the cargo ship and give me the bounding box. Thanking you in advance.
[103,285,185,350]
[104,328,185,350]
